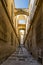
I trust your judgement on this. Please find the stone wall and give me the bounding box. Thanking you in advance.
[25,0,43,64]
[0,1,19,63]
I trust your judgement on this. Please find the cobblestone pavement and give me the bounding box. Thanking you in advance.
[1,45,41,65]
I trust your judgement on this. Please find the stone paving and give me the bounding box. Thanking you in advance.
[1,45,41,65]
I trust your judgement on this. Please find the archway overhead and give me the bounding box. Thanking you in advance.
[17,15,27,20]
[18,28,26,30]
[18,24,26,30]
[14,9,29,16]
[16,15,27,23]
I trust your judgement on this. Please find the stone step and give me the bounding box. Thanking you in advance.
[1,46,41,65]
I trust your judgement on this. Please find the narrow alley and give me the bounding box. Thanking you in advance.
[0,0,43,65]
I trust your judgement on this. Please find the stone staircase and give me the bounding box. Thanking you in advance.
[1,45,41,65]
